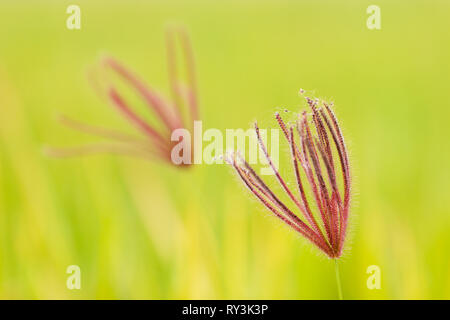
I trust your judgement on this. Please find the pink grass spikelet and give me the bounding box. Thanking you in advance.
[47,27,198,167]
[226,94,351,259]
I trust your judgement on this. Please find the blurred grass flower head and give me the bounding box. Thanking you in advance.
[226,92,351,259]
[47,26,198,166]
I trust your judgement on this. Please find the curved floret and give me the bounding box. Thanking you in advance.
[226,95,351,258]
[47,27,198,167]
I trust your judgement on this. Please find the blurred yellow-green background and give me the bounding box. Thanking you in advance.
[1,0,450,299]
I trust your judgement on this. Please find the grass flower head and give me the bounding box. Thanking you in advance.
[226,93,351,259]
[47,26,198,167]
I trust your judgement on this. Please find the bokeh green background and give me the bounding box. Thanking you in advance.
[1,0,449,299]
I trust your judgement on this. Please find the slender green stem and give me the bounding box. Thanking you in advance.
[334,259,343,300]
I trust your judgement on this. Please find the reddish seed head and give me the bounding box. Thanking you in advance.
[227,95,351,258]
[48,26,198,166]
